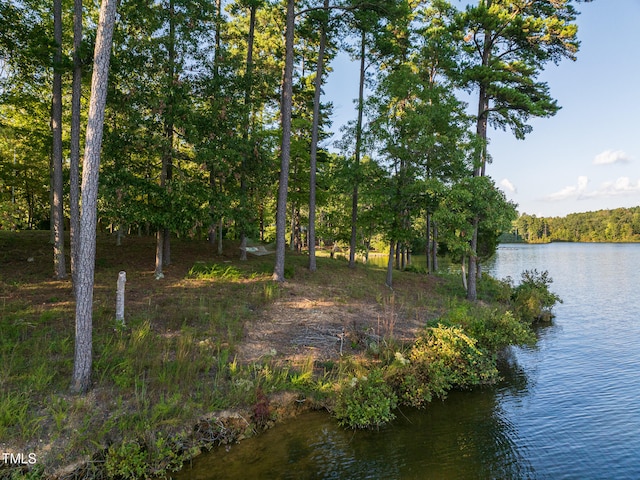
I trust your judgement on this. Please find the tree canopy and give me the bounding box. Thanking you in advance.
[0,0,585,287]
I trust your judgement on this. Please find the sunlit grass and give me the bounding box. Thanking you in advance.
[1,231,519,476]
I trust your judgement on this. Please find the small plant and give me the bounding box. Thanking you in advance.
[334,368,397,429]
[105,441,148,480]
[188,262,243,280]
[511,269,562,322]
[262,281,281,301]
[251,387,271,429]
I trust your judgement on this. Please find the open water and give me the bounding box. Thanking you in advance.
[175,243,640,479]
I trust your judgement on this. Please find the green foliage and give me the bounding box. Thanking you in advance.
[334,368,397,429]
[436,176,518,262]
[187,262,244,280]
[511,269,562,322]
[457,0,578,139]
[439,301,535,352]
[407,325,498,403]
[105,441,148,479]
[515,208,640,243]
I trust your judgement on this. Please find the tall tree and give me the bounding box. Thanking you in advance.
[348,27,366,269]
[51,0,66,279]
[457,0,579,300]
[71,0,118,394]
[307,0,330,272]
[273,0,295,282]
[239,0,258,262]
[69,0,83,290]
[154,0,178,280]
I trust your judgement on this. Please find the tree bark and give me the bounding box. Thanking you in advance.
[51,0,67,280]
[273,0,295,282]
[156,0,175,275]
[426,212,432,273]
[385,240,394,288]
[467,25,491,301]
[240,4,257,262]
[71,0,117,394]
[308,0,329,272]
[432,221,438,272]
[69,0,83,291]
[349,29,366,269]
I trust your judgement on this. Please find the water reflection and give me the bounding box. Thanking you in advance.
[175,370,535,479]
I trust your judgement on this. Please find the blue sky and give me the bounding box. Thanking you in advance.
[323,1,640,218]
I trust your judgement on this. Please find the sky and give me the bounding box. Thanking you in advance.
[322,0,640,218]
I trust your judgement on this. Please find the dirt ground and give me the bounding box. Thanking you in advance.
[236,273,440,367]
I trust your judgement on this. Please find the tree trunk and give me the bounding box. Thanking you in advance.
[240,4,256,262]
[207,0,223,243]
[71,0,117,394]
[69,0,83,291]
[273,0,295,282]
[426,212,432,273]
[155,229,164,279]
[432,221,438,272]
[308,0,329,272]
[467,25,492,301]
[156,0,175,274]
[115,271,126,325]
[52,0,67,280]
[467,217,479,301]
[349,29,366,269]
[461,254,468,292]
[385,240,394,288]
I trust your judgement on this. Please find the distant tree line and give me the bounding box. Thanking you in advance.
[506,207,640,243]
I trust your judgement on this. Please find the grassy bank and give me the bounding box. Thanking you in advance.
[0,232,557,479]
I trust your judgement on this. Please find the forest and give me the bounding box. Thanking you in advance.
[0,0,580,292]
[509,207,640,243]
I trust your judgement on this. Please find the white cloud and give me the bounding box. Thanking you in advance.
[499,178,517,194]
[546,175,589,201]
[545,175,640,203]
[593,150,632,165]
[585,177,640,198]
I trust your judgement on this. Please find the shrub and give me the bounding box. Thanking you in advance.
[464,309,535,351]
[511,270,562,322]
[396,325,499,407]
[334,368,397,429]
[105,441,148,479]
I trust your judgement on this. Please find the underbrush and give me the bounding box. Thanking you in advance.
[332,272,560,430]
[0,232,561,478]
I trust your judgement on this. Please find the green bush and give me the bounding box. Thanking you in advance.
[395,325,498,407]
[511,270,562,322]
[478,273,513,303]
[105,441,148,479]
[438,302,535,352]
[464,308,535,351]
[334,368,397,429]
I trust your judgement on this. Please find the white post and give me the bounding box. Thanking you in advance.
[116,270,126,324]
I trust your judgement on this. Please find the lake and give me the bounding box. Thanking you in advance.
[175,243,640,479]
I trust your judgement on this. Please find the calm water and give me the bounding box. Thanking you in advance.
[176,243,640,479]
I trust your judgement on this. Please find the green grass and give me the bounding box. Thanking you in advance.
[0,232,556,478]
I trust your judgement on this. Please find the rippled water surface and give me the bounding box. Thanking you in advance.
[176,243,640,479]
